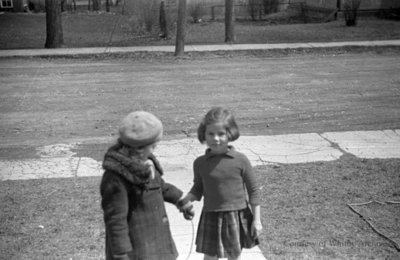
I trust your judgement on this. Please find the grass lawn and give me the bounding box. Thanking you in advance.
[257,155,400,259]
[1,155,399,259]
[0,11,399,49]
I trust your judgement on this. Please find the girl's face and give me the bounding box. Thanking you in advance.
[205,123,229,154]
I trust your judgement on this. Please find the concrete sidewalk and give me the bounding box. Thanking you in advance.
[1,129,400,259]
[0,40,399,58]
[2,129,400,181]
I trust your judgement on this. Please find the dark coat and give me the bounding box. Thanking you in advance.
[100,141,183,260]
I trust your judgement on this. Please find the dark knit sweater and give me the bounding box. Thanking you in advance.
[189,147,260,212]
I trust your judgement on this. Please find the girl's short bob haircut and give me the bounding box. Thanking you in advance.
[197,107,240,143]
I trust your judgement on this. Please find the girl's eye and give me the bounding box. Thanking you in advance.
[218,132,226,137]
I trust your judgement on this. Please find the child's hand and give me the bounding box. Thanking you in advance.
[251,220,263,238]
[176,198,195,220]
[182,204,195,220]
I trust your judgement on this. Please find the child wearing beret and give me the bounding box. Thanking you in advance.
[100,111,194,260]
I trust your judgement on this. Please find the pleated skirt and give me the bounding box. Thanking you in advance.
[195,207,259,259]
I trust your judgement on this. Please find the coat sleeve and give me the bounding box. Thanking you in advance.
[149,155,183,204]
[100,171,133,255]
[160,176,183,204]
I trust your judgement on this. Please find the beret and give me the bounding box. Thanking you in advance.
[119,111,163,148]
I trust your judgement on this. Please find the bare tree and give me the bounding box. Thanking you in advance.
[225,0,235,43]
[45,0,64,48]
[93,0,101,11]
[106,0,110,12]
[159,0,168,38]
[175,0,186,56]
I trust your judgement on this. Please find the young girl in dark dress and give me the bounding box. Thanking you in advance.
[180,107,263,260]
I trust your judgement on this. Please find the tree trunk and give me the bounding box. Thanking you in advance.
[225,0,235,43]
[45,0,64,48]
[93,0,101,11]
[159,1,168,38]
[175,0,186,56]
[106,0,110,12]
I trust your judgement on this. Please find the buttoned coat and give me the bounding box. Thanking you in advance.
[100,141,183,260]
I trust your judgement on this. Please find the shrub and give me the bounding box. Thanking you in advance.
[263,0,279,14]
[188,1,206,23]
[343,0,361,26]
[125,0,158,33]
[248,0,263,21]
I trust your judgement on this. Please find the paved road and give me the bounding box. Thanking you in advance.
[2,129,400,181]
[1,50,400,149]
